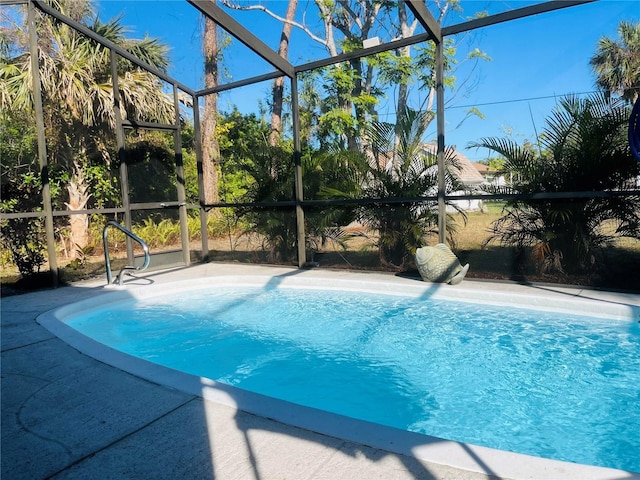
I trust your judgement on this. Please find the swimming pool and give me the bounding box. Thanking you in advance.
[39,266,640,478]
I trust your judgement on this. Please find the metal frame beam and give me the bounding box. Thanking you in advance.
[291,73,306,267]
[295,31,436,73]
[196,71,285,97]
[435,40,446,243]
[122,120,179,131]
[27,0,57,286]
[406,0,441,43]
[110,49,134,263]
[4,190,636,222]
[188,0,295,78]
[443,0,596,36]
[172,85,191,267]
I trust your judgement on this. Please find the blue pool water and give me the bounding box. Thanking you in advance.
[67,286,640,472]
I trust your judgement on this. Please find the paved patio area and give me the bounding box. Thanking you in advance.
[3,263,639,480]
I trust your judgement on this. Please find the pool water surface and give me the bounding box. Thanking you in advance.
[64,284,640,472]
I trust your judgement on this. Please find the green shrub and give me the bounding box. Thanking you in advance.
[133,218,180,248]
[0,176,46,277]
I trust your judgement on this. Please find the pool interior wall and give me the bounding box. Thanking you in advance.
[36,263,640,480]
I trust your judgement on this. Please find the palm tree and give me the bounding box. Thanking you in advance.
[471,93,639,275]
[352,108,465,269]
[590,20,640,104]
[0,0,174,258]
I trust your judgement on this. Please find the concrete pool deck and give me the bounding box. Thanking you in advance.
[2,263,640,480]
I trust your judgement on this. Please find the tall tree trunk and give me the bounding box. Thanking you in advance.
[65,157,91,259]
[202,15,220,205]
[269,0,298,147]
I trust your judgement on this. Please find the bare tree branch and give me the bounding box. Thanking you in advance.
[220,0,329,48]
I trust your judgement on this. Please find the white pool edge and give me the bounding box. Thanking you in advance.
[37,264,640,480]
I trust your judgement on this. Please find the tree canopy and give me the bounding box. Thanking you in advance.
[590,20,640,104]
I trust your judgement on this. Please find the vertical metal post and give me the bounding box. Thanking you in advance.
[291,73,306,267]
[28,0,58,287]
[110,49,134,263]
[192,94,209,258]
[173,85,190,266]
[436,39,446,244]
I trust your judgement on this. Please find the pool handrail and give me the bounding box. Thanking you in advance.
[103,221,150,285]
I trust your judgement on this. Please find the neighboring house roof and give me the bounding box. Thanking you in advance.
[472,162,490,174]
[419,144,485,186]
[376,144,486,188]
[471,161,507,187]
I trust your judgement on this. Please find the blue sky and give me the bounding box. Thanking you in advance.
[96,0,638,161]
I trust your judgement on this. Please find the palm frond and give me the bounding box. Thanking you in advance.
[476,91,638,274]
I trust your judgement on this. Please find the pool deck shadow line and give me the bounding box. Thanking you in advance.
[2,263,639,480]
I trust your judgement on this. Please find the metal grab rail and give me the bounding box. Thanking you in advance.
[103,221,150,285]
